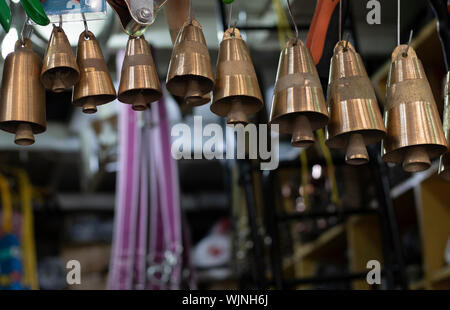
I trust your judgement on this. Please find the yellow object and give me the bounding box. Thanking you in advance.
[15,169,39,290]
[0,173,13,233]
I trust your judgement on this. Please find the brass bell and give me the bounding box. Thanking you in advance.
[0,39,46,146]
[438,72,450,180]
[72,31,116,114]
[270,38,328,148]
[185,92,210,106]
[326,41,386,165]
[118,36,161,111]
[211,27,263,125]
[166,18,214,102]
[41,26,79,92]
[382,45,447,172]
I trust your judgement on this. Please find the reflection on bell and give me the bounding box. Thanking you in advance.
[382,45,447,172]
[185,92,210,106]
[270,38,328,148]
[118,36,161,111]
[438,72,450,180]
[0,39,46,146]
[72,31,116,114]
[326,41,386,165]
[211,27,263,125]
[41,26,79,92]
[166,19,214,99]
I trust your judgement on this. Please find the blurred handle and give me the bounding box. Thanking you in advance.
[164,0,190,44]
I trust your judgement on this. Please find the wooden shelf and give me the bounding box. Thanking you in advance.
[431,265,450,284]
[296,224,346,260]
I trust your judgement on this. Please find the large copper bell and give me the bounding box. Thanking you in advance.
[326,41,386,165]
[72,31,116,114]
[118,36,161,111]
[438,72,450,180]
[211,27,263,125]
[382,45,447,172]
[270,38,328,148]
[0,39,46,146]
[41,26,79,92]
[166,18,213,105]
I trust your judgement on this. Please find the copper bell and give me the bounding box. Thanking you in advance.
[166,18,213,105]
[211,27,263,125]
[438,72,450,180]
[118,36,161,111]
[41,26,79,92]
[326,41,386,165]
[382,45,447,172]
[270,38,328,148]
[0,39,46,146]
[72,31,116,114]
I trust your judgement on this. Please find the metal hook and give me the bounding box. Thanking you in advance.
[20,18,32,46]
[60,15,63,28]
[339,0,342,42]
[397,0,401,46]
[187,0,193,23]
[343,33,350,51]
[82,13,89,39]
[403,29,413,57]
[287,0,298,41]
[231,20,237,37]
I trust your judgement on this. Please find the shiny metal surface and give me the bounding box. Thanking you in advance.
[72,31,116,114]
[166,18,213,102]
[326,41,386,165]
[439,72,450,180]
[118,35,161,111]
[382,45,447,172]
[41,26,79,93]
[0,39,46,146]
[211,27,263,125]
[270,38,328,148]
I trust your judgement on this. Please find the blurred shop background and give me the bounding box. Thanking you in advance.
[0,0,449,290]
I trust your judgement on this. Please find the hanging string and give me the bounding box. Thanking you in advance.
[397,0,401,46]
[339,0,342,42]
[187,0,193,23]
[403,29,413,57]
[227,3,233,29]
[286,0,298,41]
[82,13,89,39]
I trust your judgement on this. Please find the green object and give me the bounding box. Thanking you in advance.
[222,0,234,3]
[0,0,12,32]
[20,0,50,26]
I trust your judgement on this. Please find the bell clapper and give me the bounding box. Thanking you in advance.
[185,79,202,99]
[51,71,66,93]
[132,93,148,111]
[82,98,98,114]
[345,133,369,165]
[291,114,314,148]
[226,98,248,125]
[402,146,431,173]
[15,123,35,146]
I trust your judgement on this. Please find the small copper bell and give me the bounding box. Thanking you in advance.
[118,36,161,111]
[0,39,46,146]
[211,27,263,125]
[41,26,79,92]
[72,31,116,114]
[326,41,386,165]
[382,45,447,172]
[438,72,450,180]
[270,38,328,148]
[166,18,213,104]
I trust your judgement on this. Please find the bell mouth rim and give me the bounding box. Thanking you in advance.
[326,129,386,149]
[72,94,117,108]
[166,75,213,98]
[382,143,448,165]
[211,95,263,117]
[269,111,329,134]
[118,89,162,105]
[0,121,45,135]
